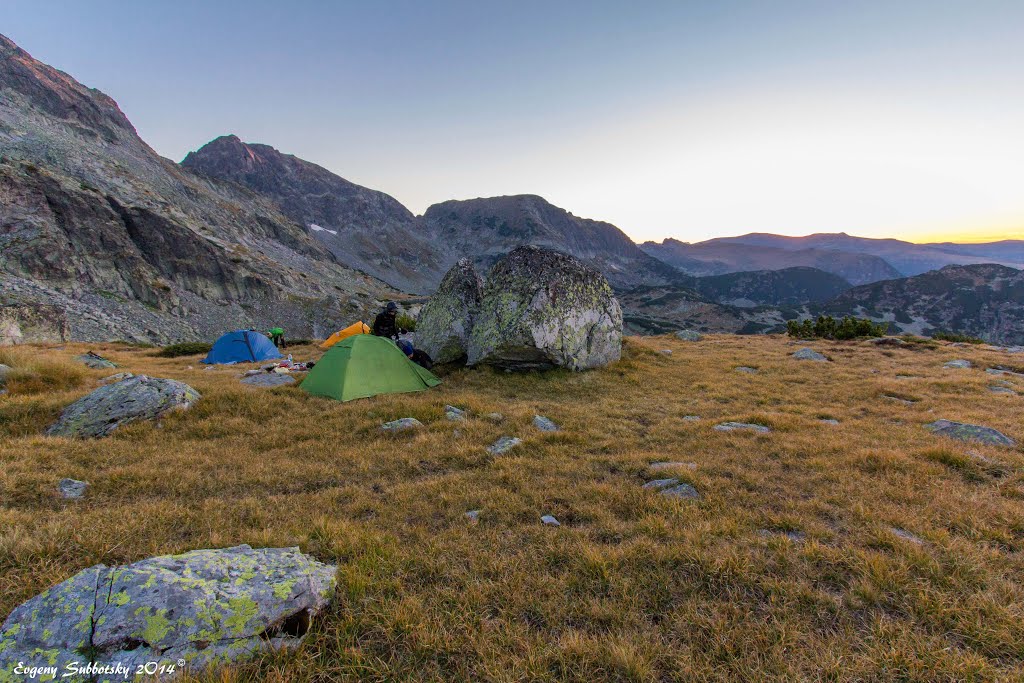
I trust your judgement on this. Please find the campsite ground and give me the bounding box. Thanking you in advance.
[2,335,1023,682]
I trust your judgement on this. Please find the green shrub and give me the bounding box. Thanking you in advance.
[786,315,888,340]
[397,313,417,332]
[931,331,984,344]
[156,341,213,358]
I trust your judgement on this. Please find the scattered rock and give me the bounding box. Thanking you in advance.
[890,527,924,545]
[487,436,522,454]
[465,509,481,522]
[943,359,972,369]
[467,246,623,371]
[989,386,1017,395]
[925,419,1015,447]
[416,259,484,364]
[819,418,840,425]
[659,349,673,355]
[682,415,700,421]
[757,529,806,542]
[0,363,11,384]
[793,347,828,362]
[58,478,88,499]
[541,515,561,526]
[76,352,117,369]
[484,412,504,422]
[649,461,697,471]
[734,366,758,374]
[882,394,916,405]
[870,337,906,347]
[661,483,700,499]
[445,405,468,421]
[0,545,335,678]
[642,478,679,491]
[241,373,296,387]
[99,371,134,383]
[46,375,201,438]
[675,330,703,341]
[381,418,423,432]
[987,366,1024,377]
[714,422,771,433]
[533,415,559,432]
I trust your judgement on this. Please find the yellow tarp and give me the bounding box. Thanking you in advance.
[320,321,371,349]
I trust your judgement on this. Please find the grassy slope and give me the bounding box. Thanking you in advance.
[1,336,1023,682]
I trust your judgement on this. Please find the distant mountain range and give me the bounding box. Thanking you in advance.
[2,32,1023,345]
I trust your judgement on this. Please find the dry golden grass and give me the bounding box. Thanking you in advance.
[2,335,1023,682]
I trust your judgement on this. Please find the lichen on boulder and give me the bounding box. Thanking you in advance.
[467,246,623,371]
[0,545,336,681]
[416,258,483,364]
[46,375,201,438]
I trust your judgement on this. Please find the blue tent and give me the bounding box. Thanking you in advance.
[202,330,283,365]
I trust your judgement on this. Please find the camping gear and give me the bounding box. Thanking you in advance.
[320,321,371,350]
[202,330,284,365]
[300,334,440,402]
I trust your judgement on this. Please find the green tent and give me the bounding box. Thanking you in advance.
[300,334,441,402]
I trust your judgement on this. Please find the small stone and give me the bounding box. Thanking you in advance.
[241,373,296,387]
[735,366,758,374]
[58,478,87,499]
[682,415,700,421]
[987,366,1024,377]
[943,359,972,369]
[487,436,521,454]
[485,412,504,422]
[661,483,700,499]
[533,415,559,432]
[541,515,561,526]
[989,386,1017,395]
[793,348,828,362]
[445,405,468,421]
[890,527,924,545]
[649,462,697,471]
[76,352,117,369]
[819,418,840,425]
[381,418,423,432]
[925,419,1015,447]
[675,330,703,341]
[452,429,462,438]
[659,349,673,355]
[882,394,916,405]
[642,478,679,490]
[465,510,481,522]
[757,529,806,542]
[0,363,11,384]
[714,422,771,433]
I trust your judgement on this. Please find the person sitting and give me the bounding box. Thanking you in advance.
[372,302,403,340]
[398,340,434,370]
[267,327,285,348]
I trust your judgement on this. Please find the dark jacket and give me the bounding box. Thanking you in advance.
[372,311,399,339]
[410,349,433,370]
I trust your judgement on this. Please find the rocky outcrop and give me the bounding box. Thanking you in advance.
[0,303,70,345]
[468,246,622,371]
[415,259,483,364]
[0,545,336,680]
[0,34,392,344]
[46,375,201,437]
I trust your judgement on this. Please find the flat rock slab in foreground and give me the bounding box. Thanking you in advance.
[0,545,336,681]
[533,415,559,432]
[46,375,201,438]
[925,419,1015,447]
[714,422,771,433]
[487,436,522,454]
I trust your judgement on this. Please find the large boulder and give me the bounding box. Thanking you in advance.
[0,303,71,345]
[0,545,336,681]
[46,375,201,438]
[467,246,622,370]
[415,258,483,364]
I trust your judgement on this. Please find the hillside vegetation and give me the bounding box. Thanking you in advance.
[1,336,1023,681]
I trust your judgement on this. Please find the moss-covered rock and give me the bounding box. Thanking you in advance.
[0,545,336,681]
[925,419,1015,446]
[467,246,622,371]
[46,375,200,438]
[415,258,483,364]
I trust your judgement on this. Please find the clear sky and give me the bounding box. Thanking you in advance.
[2,0,1023,243]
